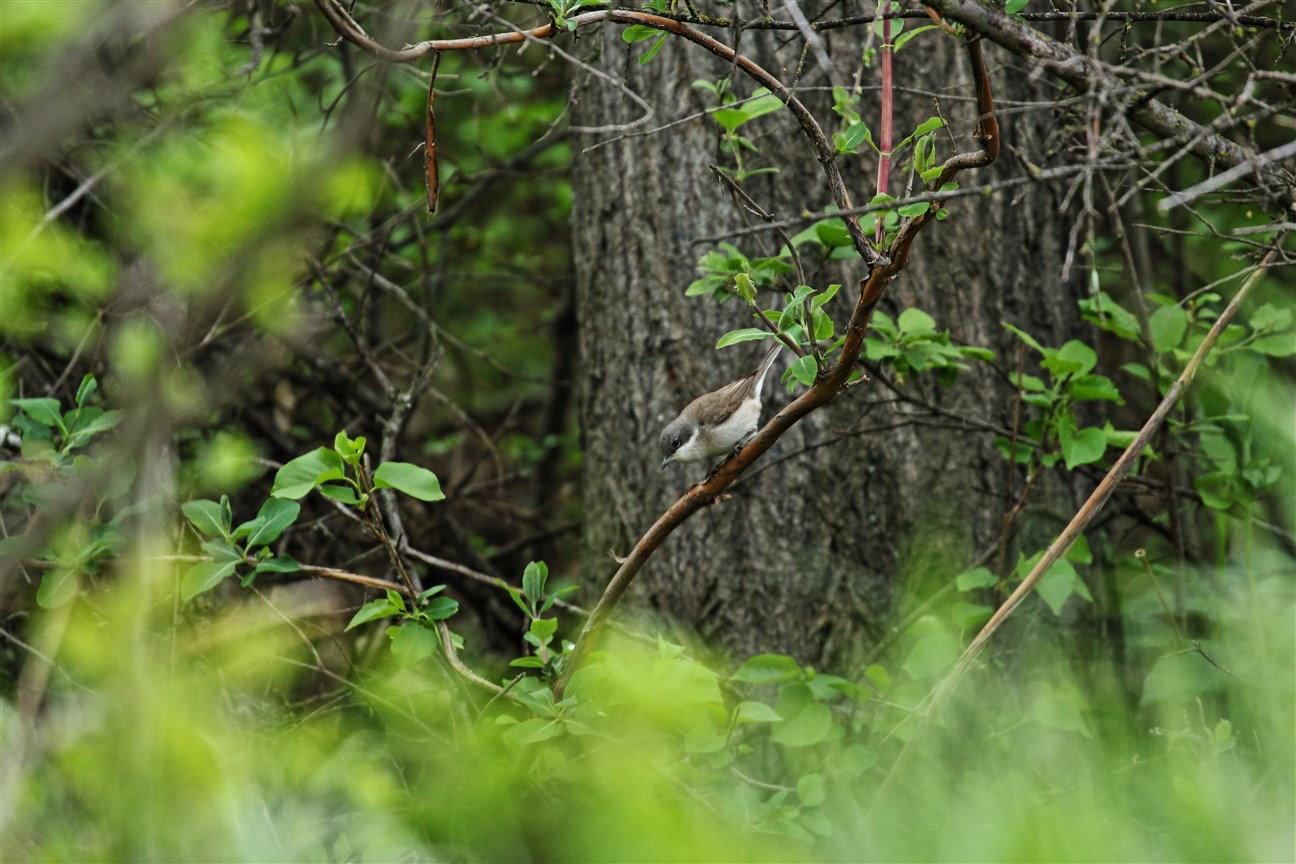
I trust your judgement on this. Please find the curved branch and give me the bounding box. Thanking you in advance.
[310,0,1003,698]
[867,234,1288,814]
[554,34,1001,699]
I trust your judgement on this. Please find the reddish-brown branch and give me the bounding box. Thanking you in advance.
[554,34,1001,698]
[309,0,1001,698]
[875,6,894,244]
[425,51,441,213]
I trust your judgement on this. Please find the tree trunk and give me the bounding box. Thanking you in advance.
[570,7,1081,670]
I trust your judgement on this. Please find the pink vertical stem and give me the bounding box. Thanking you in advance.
[876,2,894,244]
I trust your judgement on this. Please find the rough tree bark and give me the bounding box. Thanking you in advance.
[570,7,1081,671]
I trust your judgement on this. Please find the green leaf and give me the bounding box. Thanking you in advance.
[1193,471,1236,510]
[733,271,756,304]
[1002,322,1045,353]
[898,201,930,217]
[510,656,545,668]
[952,601,993,629]
[865,339,899,361]
[733,700,784,723]
[417,584,447,603]
[388,623,438,665]
[958,346,996,362]
[252,555,299,575]
[812,308,834,341]
[864,663,890,694]
[811,283,841,311]
[831,85,861,124]
[272,447,346,499]
[346,597,399,631]
[806,222,848,251]
[530,617,558,640]
[621,23,659,42]
[245,498,300,548]
[333,431,366,465]
[522,560,548,606]
[731,653,801,684]
[713,107,750,133]
[318,484,360,505]
[181,560,239,601]
[785,355,817,388]
[639,32,667,64]
[1140,654,1215,706]
[501,582,530,616]
[956,566,997,591]
[1250,334,1296,356]
[893,24,937,51]
[74,374,98,407]
[1033,689,1092,738]
[347,598,396,632]
[686,275,726,297]
[181,499,231,538]
[717,328,771,349]
[1249,302,1292,332]
[901,630,960,680]
[740,89,785,121]
[504,717,565,744]
[771,702,833,747]
[897,307,937,336]
[539,584,579,613]
[1149,303,1189,353]
[201,537,243,562]
[423,596,459,620]
[64,408,123,448]
[373,461,445,502]
[1045,340,1098,377]
[835,121,871,154]
[796,773,827,807]
[1079,292,1142,342]
[1068,374,1124,404]
[9,398,63,429]
[1061,425,1107,469]
[37,569,80,608]
[1033,558,1089,616]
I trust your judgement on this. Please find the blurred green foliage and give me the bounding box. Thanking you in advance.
[1,2,1293,862]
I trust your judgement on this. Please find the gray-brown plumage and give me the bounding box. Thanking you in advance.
[659,342,781,469]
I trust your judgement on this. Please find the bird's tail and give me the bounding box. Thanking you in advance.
[753,340,782,394]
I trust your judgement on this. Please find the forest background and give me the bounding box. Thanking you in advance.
[1,1,1294,860]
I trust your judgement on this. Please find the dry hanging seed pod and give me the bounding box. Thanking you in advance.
[425,51,441,213]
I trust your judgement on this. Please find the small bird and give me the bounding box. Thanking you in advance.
[659,342,782,470]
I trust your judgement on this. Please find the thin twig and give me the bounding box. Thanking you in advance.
[867,235,1287,815]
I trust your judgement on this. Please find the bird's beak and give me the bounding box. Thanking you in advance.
[661,455,671,470]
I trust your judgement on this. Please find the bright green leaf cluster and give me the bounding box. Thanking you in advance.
[997,323,1126,470]
[693,80,785,181]
[180,495,300,600]
[865,308,994,387]
[502,560,578,673]
[687,242,793,300]
[1,375,128,608]
[271,432,443,507]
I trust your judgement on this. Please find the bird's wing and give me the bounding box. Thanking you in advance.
[685,343,782,427]
[684,376,752,427]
